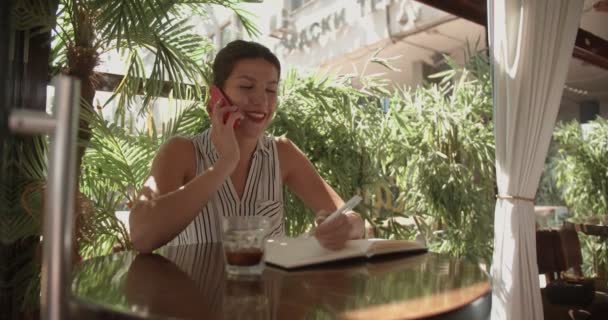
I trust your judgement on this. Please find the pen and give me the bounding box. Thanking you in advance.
[320,195,363,225]
[298,195,363,239]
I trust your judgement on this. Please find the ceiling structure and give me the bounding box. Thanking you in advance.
[414,0,608,70]
[412,0,608,110]
[319,17,487,90]
[95,0,606,108]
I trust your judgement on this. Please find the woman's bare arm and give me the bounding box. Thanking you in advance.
[129,137,233,253]
[130,107,243,253]
[277,137,364,249]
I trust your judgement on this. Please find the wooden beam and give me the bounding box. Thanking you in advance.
[574,29,608,70]
[415,0,608,70]
[96,72,205,97]
[414,0,486,26]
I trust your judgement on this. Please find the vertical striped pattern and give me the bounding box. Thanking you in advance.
[167,129,284,246]
[160,244,225,316]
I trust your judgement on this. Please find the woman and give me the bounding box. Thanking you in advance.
[129,40,365,253]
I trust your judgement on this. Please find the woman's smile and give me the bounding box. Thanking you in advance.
[242,111,267,122]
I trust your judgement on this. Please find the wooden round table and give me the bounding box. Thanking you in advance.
[71,244,491,320]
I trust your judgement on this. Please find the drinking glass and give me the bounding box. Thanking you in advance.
[223,277,269,319]
[222,216,269,277]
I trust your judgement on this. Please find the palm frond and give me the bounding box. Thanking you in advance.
[1,136,47,244]
[139,18,209,109]
[102,50,147,115]
[91,0,157,48]
[158,93,208,142]
[99,14,211,116]
[77,94,210,257]
[0,184,41,243]
[229,5,260,38]
[170,0,260,37]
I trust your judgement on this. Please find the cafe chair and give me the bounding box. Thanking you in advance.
[561,221,608,293]
[536,228,608,320]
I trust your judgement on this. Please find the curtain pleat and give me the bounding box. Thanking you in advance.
[488,1,583,319]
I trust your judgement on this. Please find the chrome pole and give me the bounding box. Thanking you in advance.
[9,75,81,320]
[42,76,80,320]
[8,110,56,134]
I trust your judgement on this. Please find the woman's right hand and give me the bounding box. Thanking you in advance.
[209,105,243,173]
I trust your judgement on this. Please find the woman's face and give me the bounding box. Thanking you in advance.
[223,58,279,140]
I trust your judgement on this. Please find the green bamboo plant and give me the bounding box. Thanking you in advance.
[553,117,608,276]
[270,65,394,236]
[392,52,495,261]
[270,50,495,263]
[553,118,608,218]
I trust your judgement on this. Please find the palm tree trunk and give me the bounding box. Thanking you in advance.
[65,43,99,261]
[66,44,98,172]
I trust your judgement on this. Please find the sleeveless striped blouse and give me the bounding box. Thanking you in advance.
[167,129,285,246]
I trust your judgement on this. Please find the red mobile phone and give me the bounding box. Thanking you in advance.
[207,85,239,127]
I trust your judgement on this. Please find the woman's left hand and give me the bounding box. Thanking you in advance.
[313,211,365,250]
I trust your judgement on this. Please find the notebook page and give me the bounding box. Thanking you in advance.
[265,238,372,269]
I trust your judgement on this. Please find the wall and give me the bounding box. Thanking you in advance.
[194,0,487,91]
[273,0,449,67]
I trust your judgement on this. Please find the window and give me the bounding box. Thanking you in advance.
[290,0,303,10]
[290,0,313,11]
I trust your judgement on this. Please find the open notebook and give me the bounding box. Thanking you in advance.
[264,237,427,269]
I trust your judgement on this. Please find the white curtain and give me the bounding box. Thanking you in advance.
[489,0,583,319]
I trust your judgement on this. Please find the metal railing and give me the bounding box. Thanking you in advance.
[8,76,80,320]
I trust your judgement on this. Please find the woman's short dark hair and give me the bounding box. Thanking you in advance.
[212,40,281,88]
